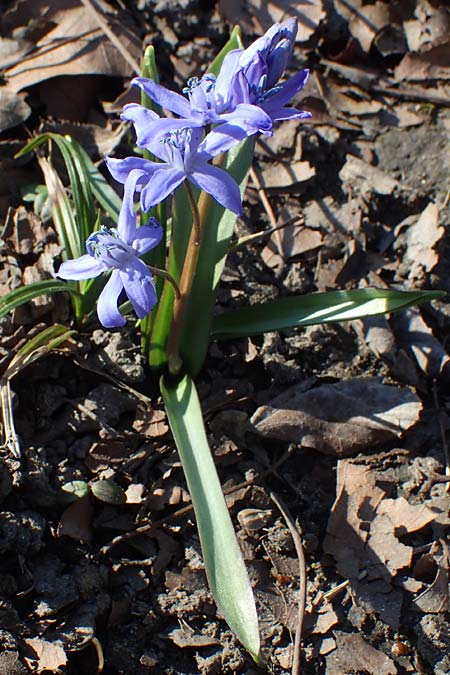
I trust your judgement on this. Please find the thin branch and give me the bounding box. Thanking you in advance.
[269,491,306,675]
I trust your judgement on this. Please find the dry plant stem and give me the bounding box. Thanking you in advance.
[432,379,450,490]
[269,491,306,675]
[167,182,203,374]
[80,0,141,75]
[0,378,21,459]
[249,166,286,271]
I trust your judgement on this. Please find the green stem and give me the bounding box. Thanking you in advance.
[167,183,203,375]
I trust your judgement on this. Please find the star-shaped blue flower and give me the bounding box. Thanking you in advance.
[106,126,243,216]
[56,170,163,328]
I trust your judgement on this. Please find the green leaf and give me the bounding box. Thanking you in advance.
[179,138,255,376]
[161,374,260,660]
[5,324,75,380]
[0,280,77,318]
[207,25,243,76]
[211,288,445,339]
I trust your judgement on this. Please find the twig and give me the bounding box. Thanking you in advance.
[80,0,141,76]
[232,215,303,251]
[432,379,450,492]
[0,378,21,459]
[269,491,306,675]
[249,166,285,271]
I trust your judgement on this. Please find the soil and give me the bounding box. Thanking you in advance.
[0,1,450,674]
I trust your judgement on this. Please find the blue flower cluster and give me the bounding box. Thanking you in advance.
[57,19,311,327]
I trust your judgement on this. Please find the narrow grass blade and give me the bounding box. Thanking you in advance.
[6,324,75,380]
[212,288,445,339]
[161,374,260,660]
[0,280,77,318]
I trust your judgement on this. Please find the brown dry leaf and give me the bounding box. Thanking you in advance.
[333,0,391,53]
[222,0,325,43]
[133,405,168,437]
[251,378,421,457]
[404,202,443,280]
[326,631,397,675]
[392,308,450,380]
[261,160,315,190]
[339,155,399,195]
[0,36,34,69]
[395,41,450,82]
[4,0,141,92]
[261,224,323,272]
[23,638,67,673]
[168,627,220,649]
[0,87,31,132]
[325,461,435,576]
[308,599,339,635]
[57,494,94,544]
[403,0,450,53]
[413,544,450,614]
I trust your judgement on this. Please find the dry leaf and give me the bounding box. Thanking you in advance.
[339,155,399,195]
[221,0,325,43]
[333,0,391,53]
[392,308,450,379]
[261,224,323,272]
[168,627,220,649]
[395,41,450,82]
[261,160,315,189]
[0,36,33,69]
[403,0,450,53]
[404,202,443,279]
[251,378,422,457]
[23,638,67,673]
[326,631,397,675]
[5,0,141,92]
[0,87,31,133]
[57,494,94,544]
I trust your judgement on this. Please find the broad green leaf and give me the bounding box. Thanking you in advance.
[211,288,445,339]
[179,138,254,376]
[161,374,260,660]
[0,280,78,318]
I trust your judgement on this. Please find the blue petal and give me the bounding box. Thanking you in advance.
[264,106,312,122]
[221,103,273,134]
[141,167,185,211]
[132,220,164,255]
[97,269,126,328]
[118,169,149,244]
[122,105,202,156]
[120,258,158,319]
[199,125,250,157]
[56,254,104,280]
[264,69,310,111]
[131,77,192,118]
[106,156,160,186]
[190,164,242,215]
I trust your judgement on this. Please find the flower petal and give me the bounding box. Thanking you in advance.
[199,125,249,158]
[131,77,192,118]
[97,269,125,328]
[141,167,185,211]
[190,164,242,215]
[56,254,105,280]
[118,168,149,244]
[264,106,312,122]
[264,69,310,111]
[122,105,202,155]
[132,219,164,255]
[106,156,160,186]
[221,103,273,135]
[120,258,157,319]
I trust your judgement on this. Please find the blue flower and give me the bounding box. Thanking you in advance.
[221,19,312,124]
[106,126,243,216]
[56,170,163,328]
